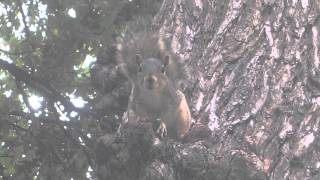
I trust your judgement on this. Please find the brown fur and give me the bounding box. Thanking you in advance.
[127,57,190,139]
[118,32,191,140]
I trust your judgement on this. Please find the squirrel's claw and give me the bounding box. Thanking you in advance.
[156,121,167,138]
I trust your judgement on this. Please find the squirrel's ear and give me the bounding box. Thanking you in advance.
[162,55,170,73]
[136,54,143,71]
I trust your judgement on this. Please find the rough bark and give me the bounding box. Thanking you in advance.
[97,0,320,179]
[1,0,318,179]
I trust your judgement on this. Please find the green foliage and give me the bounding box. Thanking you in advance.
[0,0,162,178]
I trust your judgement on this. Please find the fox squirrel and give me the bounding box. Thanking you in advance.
[117,32,191,140]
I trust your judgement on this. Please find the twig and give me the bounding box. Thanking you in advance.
[0,58,84,114]
[16,0,31,38]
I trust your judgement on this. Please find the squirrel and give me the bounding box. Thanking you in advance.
[117,30,191,140]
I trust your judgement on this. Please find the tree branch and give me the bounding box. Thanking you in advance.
[0,58,85,114]
[16,0,31,38]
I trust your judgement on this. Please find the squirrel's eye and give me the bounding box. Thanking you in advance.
[161,65,166,73]
[161,55,170,73]
[162,55,170,73]
[135,54,143,72]
[138,64,143,72]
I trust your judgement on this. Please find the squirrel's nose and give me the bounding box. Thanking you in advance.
[145,75,157,83]
[144,75,157,89]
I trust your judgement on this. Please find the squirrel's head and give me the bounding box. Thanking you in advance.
[135,54,170,90]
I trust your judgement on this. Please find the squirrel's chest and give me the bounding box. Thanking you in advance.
[133,88,171,118]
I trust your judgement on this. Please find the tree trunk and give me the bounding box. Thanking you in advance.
[96,0,320,179]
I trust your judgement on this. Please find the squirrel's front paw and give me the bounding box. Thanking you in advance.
[156,120,167,139]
